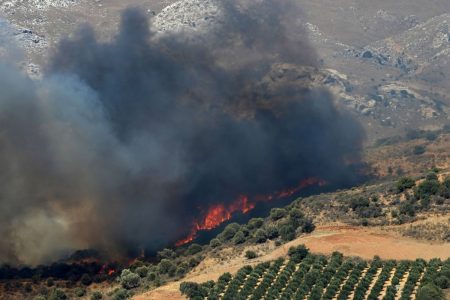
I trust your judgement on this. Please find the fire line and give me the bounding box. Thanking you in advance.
[175,177,326,246]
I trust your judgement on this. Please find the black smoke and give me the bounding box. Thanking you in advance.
[0,0,364,265]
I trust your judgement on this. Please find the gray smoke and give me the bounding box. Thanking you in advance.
[0,0,364,265]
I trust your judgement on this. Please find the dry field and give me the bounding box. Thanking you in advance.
[134,225,450,300]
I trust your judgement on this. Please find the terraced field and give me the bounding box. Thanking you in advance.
[181,251,450,300]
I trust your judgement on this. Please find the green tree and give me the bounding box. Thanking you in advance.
[416,283,444,300]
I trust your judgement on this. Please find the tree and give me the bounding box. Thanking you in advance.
[416,283,444,300]
[186,244,202,256]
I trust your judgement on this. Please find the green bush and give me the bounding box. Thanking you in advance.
[90,291,103,300]
[209,238,221,248]
[278,223,296,241]
[48,289,67,300]
[254,228,267,243]
[413,145,426,155]
[80,273,92,286]
[270,208,287,220]
[112,288,131,300]
[416,283,444,300]
[288,244,309,263]
[157,248,176,260]
[396,177,416,192]
[245,250,258,259]
[232,230,246,244]
[416,178,440,199]
[180,282,209,299]
[218,223,241,241]
[158,259,176,275]
[186,244,202,256]
[74,287,86,297]
[248,218,264,229]
[135,266,149,278]
[120,269,140,289]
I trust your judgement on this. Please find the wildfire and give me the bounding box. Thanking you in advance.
[175,177,326,246]
[99,264,116,276]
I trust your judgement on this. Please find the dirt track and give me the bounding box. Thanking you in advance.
[134,225,450,300]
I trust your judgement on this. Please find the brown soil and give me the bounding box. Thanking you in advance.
[134,225,450,300]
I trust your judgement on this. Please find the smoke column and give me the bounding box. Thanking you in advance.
[0,0,364,265]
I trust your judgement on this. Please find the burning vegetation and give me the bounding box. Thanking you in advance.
[176,177,327,246]
[0,0,364,268]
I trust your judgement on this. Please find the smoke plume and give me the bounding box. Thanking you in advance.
[0,0,364,265]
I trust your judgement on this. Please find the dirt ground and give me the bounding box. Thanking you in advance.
[134,225,450,300]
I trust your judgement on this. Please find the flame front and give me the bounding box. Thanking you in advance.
[175,177,326,246]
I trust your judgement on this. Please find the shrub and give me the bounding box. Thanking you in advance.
[349,197,370,211]
[288,244,309,263]
[279,223,296,241]
[90,291,103,300]
[180,282,209,299]
[265,225,279,239]
[120,269,140,289]
[188,256,201,268]
[112,288,130,300]
[218,223,240,241]
[80,273,93,286]
[157,248,176,260]
[135,266,149,278]
[46,278,55,287]
[48,289,67,300]
[209,238,221,248]
[270,208,287,220]
[186,244,202,256]
[74,287,86,297]
[435,276,449,289]
[159,259,176,275]
[416,283,444,300]
[413,145,426,155]
[248,218,264,229]
[302,218,316,233]
[232,230,246,244]
[396,177,415,192]
[416,178,440,199]
[254,229,267,243]
[245,251,258,259]
[176,262,189,276]
[399,201,416,217]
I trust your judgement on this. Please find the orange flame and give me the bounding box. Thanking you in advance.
[175,177,326,246]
